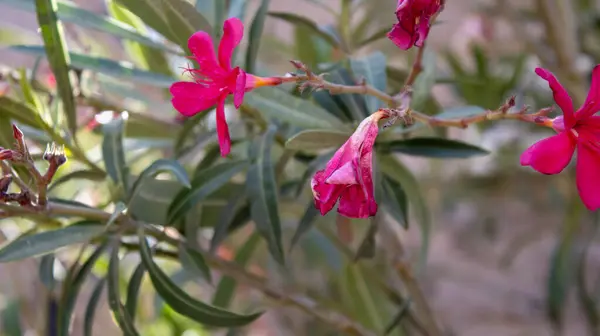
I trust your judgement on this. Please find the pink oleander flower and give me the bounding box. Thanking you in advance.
[521,66,600,210]
[387,0,442,50]
[170,17,282,156]
[311,110,390,218]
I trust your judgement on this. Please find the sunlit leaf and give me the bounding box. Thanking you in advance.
[34,0,77,136]
[10,45,176,88]
[138,228,262,326]
[3,0,178,54]
[116,0,210,51]
[247,126,285,264]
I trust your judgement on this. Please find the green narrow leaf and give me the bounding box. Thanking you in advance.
[289,201,319,250]
[107,0,175,75]
[285,129,350,151]
[268,12,341,49]
[243,88,346,130]
[0,223,105,262]
[179,244,212,284]
[210,192,247,253]
[116,0,210,51]
[58,242,110,336]
[39,254,56,291]
[213,233,260,308]
[227,0,248,20]
[244,0,270,73]
[247,126,285,264]
[167,161,248,223]
[2,300,22,336]
[10,45,176,88]
[356,26,391,48]
[384,299,412,335]
[48,169,106,191]
[108,243,140,335]
[125,263,145,321]
[382,177,409,229]
[379,137,490,159]
[5,0,178,53]
[83,279,106,336]
[107,202,127,227]
[102,116,128,191]
[378,155,430,268]
[34,0,77,136]
[138,228,262,327]
[129,159,191,203]
[340,263,386,331]
[350,51,387,112]
[410,50,436,112]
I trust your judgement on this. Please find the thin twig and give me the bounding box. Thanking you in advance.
[404,43,426,87]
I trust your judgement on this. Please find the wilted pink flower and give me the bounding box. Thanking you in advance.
[521,66,600,210]
[387,0,443,50]
[170,17,282,156]
[311,110,390,218]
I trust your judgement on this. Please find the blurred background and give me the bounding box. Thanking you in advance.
[0,0,599,335]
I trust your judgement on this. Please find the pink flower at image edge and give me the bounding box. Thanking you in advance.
[311,110,390,219]
[169,17,282,157]
[387,0,443,50]
[521,66,600,211]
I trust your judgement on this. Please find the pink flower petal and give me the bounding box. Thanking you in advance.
[337,184,377,218]
[325,162,357,184]
[218,17,244,71]
[233,70,246,108]
[577,65,600,119]
[576,142,600,210]
[215,95,231,156]
[170,82,220,116]
[312,171,345,216]
[187,32,221,77]
[535,67,576,129]
[387,22,415,50]
[414,14,431,47]
[520,132,575,174]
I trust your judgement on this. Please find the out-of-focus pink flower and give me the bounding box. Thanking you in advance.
[521,66,600,211]
[170,17,282,157]
[311,110,390,218]
[387,0,443,50]
[46,73,56,89]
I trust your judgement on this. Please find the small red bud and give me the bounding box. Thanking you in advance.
[12,124,23,140]
[0,149,13,161]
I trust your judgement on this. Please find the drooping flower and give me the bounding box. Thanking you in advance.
[521,66,600,210]
[387,0,443,50]
[311,110,390,218]
[170,17,282,156]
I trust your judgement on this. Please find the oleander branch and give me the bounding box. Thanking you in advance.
[0,201,377,336]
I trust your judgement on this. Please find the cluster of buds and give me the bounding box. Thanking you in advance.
[0,124,67,209]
